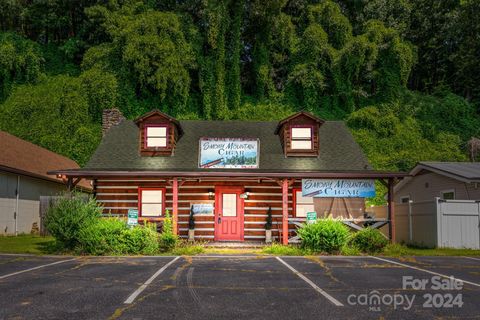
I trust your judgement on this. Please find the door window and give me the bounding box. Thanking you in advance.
[222,193,237,217]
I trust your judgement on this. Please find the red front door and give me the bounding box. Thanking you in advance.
[215,187,244,241]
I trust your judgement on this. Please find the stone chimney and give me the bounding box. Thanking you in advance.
[102,108,125,136]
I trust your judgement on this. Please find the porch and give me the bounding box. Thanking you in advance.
[51,170,407,245]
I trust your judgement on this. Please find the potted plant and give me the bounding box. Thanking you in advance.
[265,206,273,243]
[188,205,195,242]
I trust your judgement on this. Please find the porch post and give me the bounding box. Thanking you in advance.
[282,179,288,245]
[67,177,73,192]
[172,178,178,235]
[387,178,396,242]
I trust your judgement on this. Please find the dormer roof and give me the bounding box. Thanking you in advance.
[274,111,325,135]
[134,109,184,138]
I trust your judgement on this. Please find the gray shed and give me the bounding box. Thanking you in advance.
[0,131,91,235]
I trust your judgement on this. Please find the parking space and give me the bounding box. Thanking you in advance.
[114,256,342,320]
[385,256,480,285]
[0,255,73,277]
[0,256,176,319]
[0,254,478,319]
[282,256,480,319]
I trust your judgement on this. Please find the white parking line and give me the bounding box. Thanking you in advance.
[191,255,264,258]
[275,257,344,306]
[0,258,76,280]
[369,256,480,288]
[462,256,480,262]
[124,256,181,304]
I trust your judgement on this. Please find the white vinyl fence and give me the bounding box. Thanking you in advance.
[372,198,480,249]
[437,199,480,249]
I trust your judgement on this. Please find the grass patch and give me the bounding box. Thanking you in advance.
[382,243,480,257]
[170,241,206,255]
[261,243,306,256]
[203,247,263,255]
[2,235,479,257]
[0,235,57,254]
[340,245,362,256]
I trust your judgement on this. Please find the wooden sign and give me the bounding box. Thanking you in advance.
[191,202,214,215]
[198,138,259,168]
[302,179,375,198]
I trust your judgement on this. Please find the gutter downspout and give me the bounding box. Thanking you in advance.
[408,200,413,242]
[14,175,20,236]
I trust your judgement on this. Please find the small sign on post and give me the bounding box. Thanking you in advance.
[127,209,138,227]
[306,212,317,224]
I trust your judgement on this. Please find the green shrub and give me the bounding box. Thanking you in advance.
[78,219,159,255]
[340,244,362,256]
[78,218,125,255]
[159,210,178,251]
[44,194,101,250]
[350,228,389,253]
[297,219,350,253]
[120,222,159,255]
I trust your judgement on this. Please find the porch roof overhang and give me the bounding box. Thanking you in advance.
[48,169,408,180]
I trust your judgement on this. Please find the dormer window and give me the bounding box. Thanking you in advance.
[134,110,184,157]
[275,111,324,157]
[291,127,312,150]
[145,125,168,148]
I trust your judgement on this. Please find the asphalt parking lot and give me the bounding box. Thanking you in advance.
[0,254,479,319]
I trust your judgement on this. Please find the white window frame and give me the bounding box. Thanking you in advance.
[294,189,315,218]
[291,127,313,150]
[139,188,164,217]
[440,189,455,200]
[145,125,168,148]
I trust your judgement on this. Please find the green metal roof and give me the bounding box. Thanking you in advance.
[83,120,372,172]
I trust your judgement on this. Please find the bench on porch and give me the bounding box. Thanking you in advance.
[285,217,390,244]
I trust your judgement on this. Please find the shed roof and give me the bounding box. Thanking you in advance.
[416,162,480,181]
[394,161,480,193]
[0,131,90,188]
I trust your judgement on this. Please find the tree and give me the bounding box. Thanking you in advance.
[449,0,480,103]
[287,23,331,111]
[83,7,195,116]
[0,32,44,100]
[79,67,118,122]
[0,75,101,165]
[406,0,457,92]
[308,1,352,50]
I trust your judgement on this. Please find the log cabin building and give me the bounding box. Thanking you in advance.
[51,109,406,244]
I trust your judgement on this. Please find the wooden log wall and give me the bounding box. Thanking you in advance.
[95,178,366,242]
[95,178,301,241]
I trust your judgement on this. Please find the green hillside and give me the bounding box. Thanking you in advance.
[1,0,479,175]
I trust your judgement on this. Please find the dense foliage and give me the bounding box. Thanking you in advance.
[0,0,479,179]
[44,195,101,250]
[78,219,159,255]
[46,194,161,255]
[298,219,350,253]
[349,227,388,253]
[159,210,178,251]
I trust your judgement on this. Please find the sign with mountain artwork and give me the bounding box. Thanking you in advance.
[199,138,259,168]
